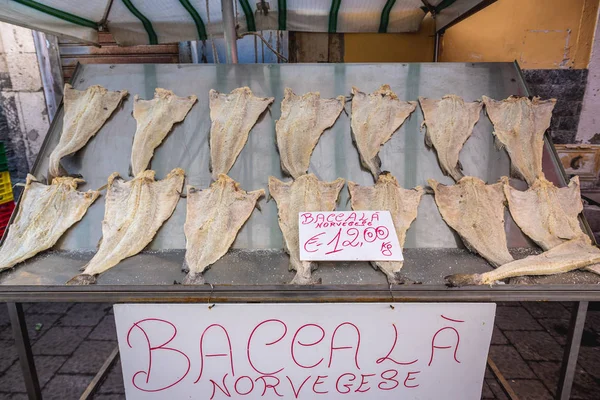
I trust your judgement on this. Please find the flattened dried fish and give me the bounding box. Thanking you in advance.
[67,168,184,284]
[209,87,274,180]
[48,84,128,180]
[351,85,417,180]
[183,174,264,284]
[276,88,345,178]
[446,235,600,286]
[130,89,197,176]
[419,95,483,182]
[482,96,556,185]
[429,176,513,267]
[0,175,99,272]
[269,174,345,284]
[503,176,583,251]
[348,173,423,283]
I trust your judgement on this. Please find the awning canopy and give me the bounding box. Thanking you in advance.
[0,0,494,46]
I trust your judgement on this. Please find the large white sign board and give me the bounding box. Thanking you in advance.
[115,303,495,400]
[298,211,403,261]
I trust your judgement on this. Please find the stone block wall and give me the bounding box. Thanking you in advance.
[0,22,49,192]
[522,69,588,144]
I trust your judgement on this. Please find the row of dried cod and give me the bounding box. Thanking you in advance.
[46,83,553,188]
[1,169,597,286]
[0,83,595,286]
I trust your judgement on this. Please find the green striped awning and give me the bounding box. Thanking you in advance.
[0,0,493,46]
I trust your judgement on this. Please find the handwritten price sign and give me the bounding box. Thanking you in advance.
[299,211,403,261]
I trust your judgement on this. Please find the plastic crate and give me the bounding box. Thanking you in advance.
[0,200,14,230]
[0,142,7,172]
[0,171,13,205]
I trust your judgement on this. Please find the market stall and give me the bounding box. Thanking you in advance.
[0,1,597,399]
[0,61,596,400]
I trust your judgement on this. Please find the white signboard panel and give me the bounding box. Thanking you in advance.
[115,303,495,400]
[298,211,402,261]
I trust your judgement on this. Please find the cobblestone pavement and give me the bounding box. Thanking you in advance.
[0,302,598,399]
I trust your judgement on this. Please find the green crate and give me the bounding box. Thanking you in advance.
[0,142,7,172]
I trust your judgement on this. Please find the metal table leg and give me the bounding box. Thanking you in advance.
[556,301,588,400]
[7,302,42,399]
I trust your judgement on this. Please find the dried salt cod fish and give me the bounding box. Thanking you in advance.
[446,235,600,286]
[482,95,556,185]
[276,88,345,178]
[419,95,483,182]
[348,173,424,284]
[48,84,128,180]
[183,174,264,284]
[209,87,274,180]
[130,89,197,176]
[269,174,345,284]
[67,168,184,285]
[503,176,583,251]
[351,85,417,180]
[429,176,513,267]
[0,175,99,272]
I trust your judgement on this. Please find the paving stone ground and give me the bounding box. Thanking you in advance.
[0,302,598,399]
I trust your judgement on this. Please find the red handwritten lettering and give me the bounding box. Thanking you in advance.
[404,371,421,388]
[300,213,314,224]
[255,376,283,397]
[127,318,190,392]
[234,376,254,396]
[303,233,325,253]
[291,324,325,368]
[285,376,311,398]
[354,373,375,393]
[312,375,329,394]
[335,373,356,394]
[210,374,231,399]
[346,212,357,223]
[376,324,418,365]
[441,315,465,323]
[325,228,344,254]
[428,327,461,366]
[328,322,361,369]
[378,369,399,391]
[247,319,287,375]
[196,324,235,383]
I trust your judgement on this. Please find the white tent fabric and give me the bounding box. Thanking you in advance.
[0,0,491,46]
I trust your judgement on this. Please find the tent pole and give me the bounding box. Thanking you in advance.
[434,31,442,62]
[222,0,239,63]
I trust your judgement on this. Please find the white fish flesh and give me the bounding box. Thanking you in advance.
[130,89,197,176]
[351,85,417,180]
[209,87,274,180]
[67,168,184,284]
[276,88,345,178]
[348,172,423,283]
[0,175,99,272]
[183,174,264,284]
[482,95,556,185]
[48,84,128,180]
[269,174,345,284]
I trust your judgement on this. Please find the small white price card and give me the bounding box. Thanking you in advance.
[299,211,403,261]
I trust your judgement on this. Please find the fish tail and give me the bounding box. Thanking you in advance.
[182,272,205,285]
[445,273,483,287]
[66,274,97,285]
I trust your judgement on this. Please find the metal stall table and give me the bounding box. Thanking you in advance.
[0,63,597,399]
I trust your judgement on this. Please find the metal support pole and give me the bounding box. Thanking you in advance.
[221,0,239,63]
[556,301,588,400]
[8,303,42,400]
[434,31,441,62]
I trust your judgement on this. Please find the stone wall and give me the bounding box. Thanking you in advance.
[522,69,588,144]
[0,22,49,192]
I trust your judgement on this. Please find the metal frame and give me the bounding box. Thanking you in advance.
[3,61,596,399]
